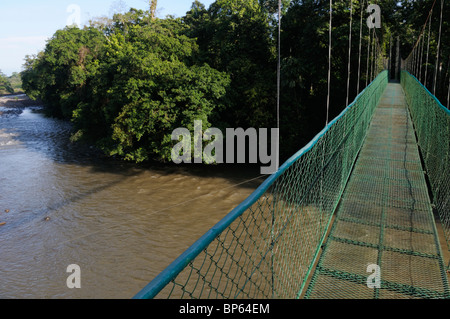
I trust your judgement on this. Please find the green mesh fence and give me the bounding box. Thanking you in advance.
[401,70,450,257]
[304,82,449,299]
[134,70,389,299]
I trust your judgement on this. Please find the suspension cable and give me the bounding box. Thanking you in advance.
[366,26,371,87]
[418,28,425,82]
[425,9,433,87]
[277,0,281,132]
[357,0,365,94]
[414,40,417,77]
[433,0,443,95]
[276,0,281,171]
[389,34,392,78]
[370,28,375,82]
[413,45,418,77]
[447,57,450,109]
[326,0,332,126]
[404,0,437,86]
[346,0,354,107]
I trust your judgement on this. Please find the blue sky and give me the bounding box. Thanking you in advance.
[0,0,215,76]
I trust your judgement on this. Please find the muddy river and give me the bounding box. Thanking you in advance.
[0,98,264,298]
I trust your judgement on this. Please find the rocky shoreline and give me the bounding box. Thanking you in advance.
[0,94,40,108]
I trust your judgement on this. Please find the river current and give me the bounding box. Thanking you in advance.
[0,101,264,298]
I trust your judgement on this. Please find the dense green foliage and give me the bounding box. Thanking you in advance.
[22,12,230,163]
[20,0,449,164]
[0,70,15,95]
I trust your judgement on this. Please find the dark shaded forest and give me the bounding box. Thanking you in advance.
[20,0,449,164]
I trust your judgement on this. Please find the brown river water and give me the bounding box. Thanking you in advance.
[0,99,264,298]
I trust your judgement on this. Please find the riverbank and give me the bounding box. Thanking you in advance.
[0,102,265,298]
[0,94,40,108]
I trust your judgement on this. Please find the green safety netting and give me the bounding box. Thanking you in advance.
[304,79,449,299]
[134,70,389,299]
[401,71,450,255]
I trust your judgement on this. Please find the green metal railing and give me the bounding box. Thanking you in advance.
[303,81,449,299]
[401,70,450,257]
[134,70,389,299]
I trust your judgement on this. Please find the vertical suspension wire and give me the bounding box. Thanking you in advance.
[373,30,379,79]
[370,31,373,81]
[374,42,378,77]
[416,41,420,78]
[277,0,281,135]
[417,43,421,77]
[271,0,282,298]
[326,0,332,126]
[447,78,450,109]
[419,30,425,83]
[389,34,392,79]
[320,0,333,257]
[276,0,281,172]
[406,49,410,73]
[346,0,354,107]
[366,26,371,87]
[415,45,419,77]
[371,28,375,82]
[270,0,283,296]
[433,0,443,95]
[379,44,382,74]
[396,35,400,79]
[419,34,424,80]
[376,37,381,75]
[425,8,433,88]
[411,46,414,76]
[357,0,365,94]
[410,0,437,87]
[447,57,450,109]
[416,39,422,79]
[446,56,450,109]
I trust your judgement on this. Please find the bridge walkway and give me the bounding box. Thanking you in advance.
[304,83,450,299]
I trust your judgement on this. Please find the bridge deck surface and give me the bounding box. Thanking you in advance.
[304,83,450,299]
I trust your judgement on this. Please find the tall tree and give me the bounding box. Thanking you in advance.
[22,12,230,163]
[184,0,278,131]
[150,0,157,21]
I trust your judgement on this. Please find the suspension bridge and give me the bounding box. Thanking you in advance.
[133,1,450,299]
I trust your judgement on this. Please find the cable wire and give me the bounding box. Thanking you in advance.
[326,0,332,126]
[433,0,444,95]
[346,0,354,107]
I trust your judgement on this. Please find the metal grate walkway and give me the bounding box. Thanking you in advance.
[304,83,450,299]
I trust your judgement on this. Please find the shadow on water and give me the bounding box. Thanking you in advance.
[0,102,271,298]
[1,105,265,180]
[0,106,266,230]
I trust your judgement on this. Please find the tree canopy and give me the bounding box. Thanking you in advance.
[0,70,15,95]
[20,0,449,163]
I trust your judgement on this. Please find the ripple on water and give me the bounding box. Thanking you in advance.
[0,107,263,298]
